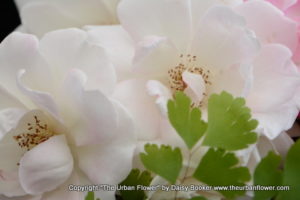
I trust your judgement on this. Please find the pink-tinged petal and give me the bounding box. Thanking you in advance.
[40,28,116,95]
[77,101,135,187]
[247,44,300,112]
[192,6,260,69]
[17,69,61,120]
[147,80,172,115]
[42,171,85,200]
[133,36,179,77]
[236,1,298,53]
[286,0,300,22]
[86,25,135,81]
[182,71,206,104]
[113,79,161,141]
[118,0,192,50]
[265,0,297,10]
[19,135,73,195]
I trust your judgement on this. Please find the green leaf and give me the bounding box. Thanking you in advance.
[119,169,152,200]
[189,196,207,200]
[140,144,182,184]
[203,91,258,150]
[85,192,94,200]
[277,139,300,200]
[85,192,100,200]
[193,148,250,199]
[254,152,282,200]
[168,92,207,149]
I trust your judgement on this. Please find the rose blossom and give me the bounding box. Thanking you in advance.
[0,29,135,200]
[85,0,300,198]
[14,0,120,37]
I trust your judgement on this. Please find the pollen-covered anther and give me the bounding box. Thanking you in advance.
[13,115,55,151]
[168,54,212,93]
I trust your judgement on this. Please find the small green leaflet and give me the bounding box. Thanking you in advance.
[253,151,282,200]
[119,169,152,200]
[203,91,258,150]
[85,192,100,200]
[277,139,300,200]
[168,92,207,149]
[140,144,182,184]
[189,196,207,200]
[193,148,250,199]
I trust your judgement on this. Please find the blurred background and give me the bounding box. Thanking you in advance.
[0,0,20,41]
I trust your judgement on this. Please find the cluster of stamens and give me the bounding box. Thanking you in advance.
[167,54,212,107]
[13,116,54,151]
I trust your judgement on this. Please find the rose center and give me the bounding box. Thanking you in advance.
[167,54,212,107]
[13,115,55,151]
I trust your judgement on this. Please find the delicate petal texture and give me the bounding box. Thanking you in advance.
[0,108,26,140]
[17,70,60,120]
[272,132,294,158]
[192,6,260,69]
[182,71,206,103]
[236,1,298,53]
[191,0,243,29]
[286,0,300,22]
[113,79,161,140]
[133,36,179,77]
[253,102,299,139]
[247,44,300,112]
[267,0,297,9]
[77,101,135,186]
[63,69,118,146]
[19,135,73,195]
[0,86,26,110]
[40,28,116,95]
[0,32,51,108]
[42,171,85,200]
[118,0,192,50]
[17,0,119,37]
[210,63,253,98]
[86,25,135,81]
[147,80,172,115]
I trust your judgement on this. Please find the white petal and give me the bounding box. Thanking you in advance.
[0,108,26,140]
[247,44,300,112]
[113,79,161,140]
[191,0,243,29]
[272,132,294,158]
[182,71,205,104]
[133,36,179,77]
[77,101,135,186]
[0,85,26,110]
[192,6,260,69]
[17,69,61,120]
[0,32,51,107]
[86,25,135,81]
[40,28,116,95]
[42,171,85,200]
[19,135,73,195]
[118,0,192,50]
[63,69,118,146]
[147,80,172,115]
[253,102,299,139]
[236,0,298,53]
[20,0,118,37]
